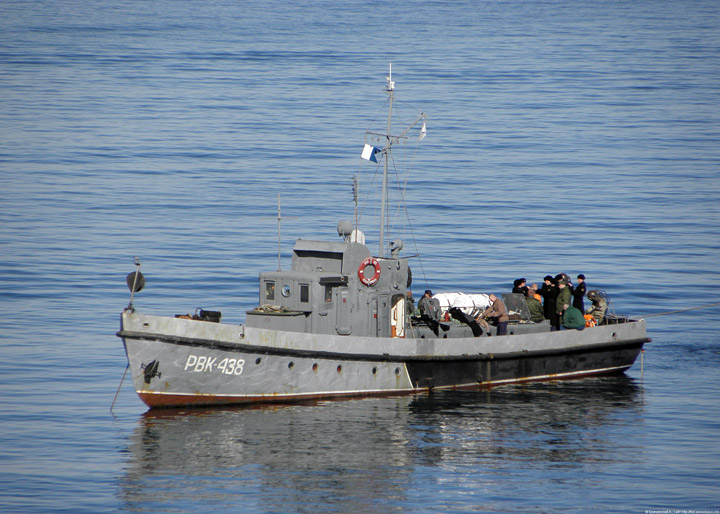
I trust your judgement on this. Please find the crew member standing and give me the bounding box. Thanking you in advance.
[538,275,559,331]
[573,274,587,312]
[556,279,572,324]
[406,290,415,316]
[513,278,528,296]
[477,294,510,336]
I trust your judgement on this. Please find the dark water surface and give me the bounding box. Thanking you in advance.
[1,0,719,512]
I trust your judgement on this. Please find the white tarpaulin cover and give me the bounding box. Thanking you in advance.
[433,292,492,318]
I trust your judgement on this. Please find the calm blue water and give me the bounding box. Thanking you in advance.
[1,0,719,512]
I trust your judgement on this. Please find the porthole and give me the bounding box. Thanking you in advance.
[282,284,291,297]
[312,363,318,371]
[337,365,342,373]
[255,357,262,365]
[394,367,400,375]
[288,361,294,369]
[372,367,378,375]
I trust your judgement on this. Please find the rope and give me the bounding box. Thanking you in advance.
[110,363,129,413]
[640,301,720,318]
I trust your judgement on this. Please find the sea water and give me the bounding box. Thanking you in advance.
[1,0,719,512]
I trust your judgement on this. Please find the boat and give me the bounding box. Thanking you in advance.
[116,67,650,409]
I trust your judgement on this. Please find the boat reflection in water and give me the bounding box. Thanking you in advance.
[118,376,644,512]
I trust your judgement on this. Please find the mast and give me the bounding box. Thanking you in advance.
[379,64,395,257]
[363,64,426,258]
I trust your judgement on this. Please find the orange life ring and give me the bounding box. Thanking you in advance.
[358,257,381,286]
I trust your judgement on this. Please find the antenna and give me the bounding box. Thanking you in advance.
[352,175,359,233]
[261,195,297,271]
[386,63,395,92]
[275,194,283,270]
[271,193,297,271]
[379,63,394,257]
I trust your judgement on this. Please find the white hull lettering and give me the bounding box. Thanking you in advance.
[184,355,243,375]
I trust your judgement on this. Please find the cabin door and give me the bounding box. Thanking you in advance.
[374,295,390,338]
[335,288,351,335]
[390,294,405,338]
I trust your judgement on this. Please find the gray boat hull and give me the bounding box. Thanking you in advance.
[118,311,649,408]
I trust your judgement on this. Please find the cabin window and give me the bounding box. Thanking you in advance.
[265,281,275,302]
[324,285,333,303]
[300,283,309,303]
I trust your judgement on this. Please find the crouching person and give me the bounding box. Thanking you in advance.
[562,305,586,330]
[586,290,608,325]
[525,285,545,323]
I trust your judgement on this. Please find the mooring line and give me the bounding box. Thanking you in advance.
[110,363,129,413]
[640,301,720,318]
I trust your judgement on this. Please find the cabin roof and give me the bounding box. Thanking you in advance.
[292,239,350,254]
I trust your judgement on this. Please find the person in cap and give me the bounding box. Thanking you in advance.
[573,274,587,312]
[556,279,571,318]
[512,278,528,296]
[538,275,559,330]
[418,289,441,321]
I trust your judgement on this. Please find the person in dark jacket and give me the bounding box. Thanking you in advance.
[512,278,528,296]
[573,274,586,312]
[538,275,559,330]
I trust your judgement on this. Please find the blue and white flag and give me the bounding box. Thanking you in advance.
[361,144,380,162]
